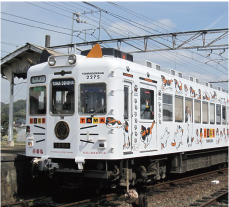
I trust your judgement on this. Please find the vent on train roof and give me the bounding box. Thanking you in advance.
[81,48,133,62]
[183,75,194,82]
[178,72,182,78]
[156,65,161,71]
[200,81,209,87]
[147,61,152,68]
[134,59,161,70]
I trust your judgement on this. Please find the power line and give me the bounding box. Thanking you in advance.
[106,2,228,66]
[1,18,85,42]
[1,12,72,31]
[81,2,228,77]
[1,41,23,47]
[1,50,11,54]
[25,2,71,19]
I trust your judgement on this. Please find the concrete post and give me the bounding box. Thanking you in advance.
[8,73,14,146]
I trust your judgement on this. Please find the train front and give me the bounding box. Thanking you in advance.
[25,47,125,189]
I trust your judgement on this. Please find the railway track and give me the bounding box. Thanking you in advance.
[152,168,228,190]
[1,168,228,207]
[189,187,228,207]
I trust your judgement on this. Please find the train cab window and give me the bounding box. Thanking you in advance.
[210,103,215,124]
[175,96,183,122]
[216,104,221,125]
[51,78,75,115]
[162,94,173,122]
[79,83,106,114]
[185,98,193,123]
[202,101,209,124]
[194,100,201,123]
[140,88,154,120]
[222,105,226,125]
[29,86,46,115]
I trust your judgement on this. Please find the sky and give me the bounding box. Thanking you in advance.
[1,1,228,104]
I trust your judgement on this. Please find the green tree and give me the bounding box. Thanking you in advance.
[1,114,9,138]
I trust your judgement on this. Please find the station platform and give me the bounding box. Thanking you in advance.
[1,145,26,161]
[1,145,26,154]
[1,144,32,203]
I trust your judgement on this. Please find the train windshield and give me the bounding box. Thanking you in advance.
[79,83,106,114]
[29,86,46,115]
[51,78,75,115]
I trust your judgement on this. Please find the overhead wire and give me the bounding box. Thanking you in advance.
[79,1,229,79]
[106,2,228,68]
[1,12,72,31]
[2,2,228,86]
[83,2,228,85]
[1,41,23,47]
[0,18,85,42]
[42,1,227,81]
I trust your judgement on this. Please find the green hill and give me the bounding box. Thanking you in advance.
[1,99,26,137]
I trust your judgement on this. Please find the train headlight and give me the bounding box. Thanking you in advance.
[28,141,33,147]
[68,55,76,65]
[48,56,56,66]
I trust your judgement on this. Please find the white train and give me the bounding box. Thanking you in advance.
[26,44,228,189]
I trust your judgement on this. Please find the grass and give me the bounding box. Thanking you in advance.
[1,134,26,146]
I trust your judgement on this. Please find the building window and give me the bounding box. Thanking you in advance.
[210,103,215,124]
[185,98,193,123]
[140,88,154,120]
[194,100,201,123]
[163,94,173,121]
[216,104,221,125]
[175,96,183,122]
[202,101,208,124]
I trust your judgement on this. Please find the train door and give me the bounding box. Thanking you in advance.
[139,84,157,152]
[123,82,132,153]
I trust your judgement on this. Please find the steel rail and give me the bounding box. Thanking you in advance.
[152,167,228,189]
[190,188,228,207]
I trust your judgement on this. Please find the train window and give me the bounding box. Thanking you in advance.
[175,96,183,122]
[185,98,193,123]
[222,105,226,125]
[194,100,201,123]
[29,86,46,115]
[124,86,129,119]
[51,78,75,115]
[140,88,154,120]
[162,94,173,122]
[79,83,106,115]
[202,101,209,124]
[210,103,215,124]
[216,104,221,125]
[227,107,229,125]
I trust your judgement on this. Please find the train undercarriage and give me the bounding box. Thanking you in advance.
[32,147,228,190]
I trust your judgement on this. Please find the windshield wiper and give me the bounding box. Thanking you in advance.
[53,100,64,119]
[91,107,103,117]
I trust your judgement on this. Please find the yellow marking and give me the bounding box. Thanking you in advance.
[93,117,99,124]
